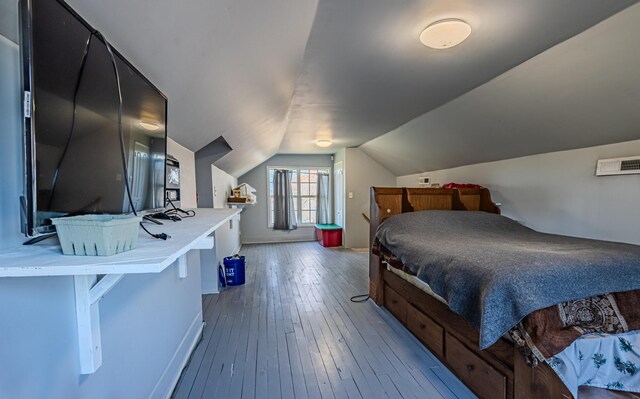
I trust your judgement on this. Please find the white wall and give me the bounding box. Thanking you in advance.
[239,154,333,244]
[397,140,640,245]
[166,139,235,293]
[167,138,197,209]
[165,139,242,293]
[166,139,241,293]
[200,166,240,293]
[0,254,203,399]
[0,14,203,399]
[344,148,396,248]
[333,148,346,235]
[0,31,22,251]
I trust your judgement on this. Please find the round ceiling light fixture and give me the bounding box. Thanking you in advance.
[139,121,160,131]
[419,19,471,49]
[315,139,333,148]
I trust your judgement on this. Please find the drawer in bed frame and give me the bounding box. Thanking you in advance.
[387,283,445,366]
[407,303,444,359]
[446,332,507,399]
[382,268,517,398]
[383,284,407,324]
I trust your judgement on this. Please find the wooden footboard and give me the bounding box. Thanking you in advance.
[369,187,403,304]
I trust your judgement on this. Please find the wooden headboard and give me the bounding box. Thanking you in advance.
[370,187,499,224]
[368,186,500,302]
[405,188,466,212]
[456,188,501,214]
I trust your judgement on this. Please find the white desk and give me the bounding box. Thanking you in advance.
[0,208,240,374]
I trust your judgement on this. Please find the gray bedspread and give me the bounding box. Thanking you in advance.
[375,211,640,349]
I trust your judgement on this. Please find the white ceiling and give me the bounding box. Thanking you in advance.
[361,2,640,175]
[278,0,638,155]
[66,0,319,177]
[60,0,639,176]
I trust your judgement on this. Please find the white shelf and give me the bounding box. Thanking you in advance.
[0,208,240,277]
[0,207,241,375]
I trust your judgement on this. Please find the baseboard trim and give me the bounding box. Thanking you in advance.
[233,244,242,254]
[241,238,317,245]
[201,286,219,295]
[148,311,204,399]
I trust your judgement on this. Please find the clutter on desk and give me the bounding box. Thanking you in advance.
[227,183,257,204]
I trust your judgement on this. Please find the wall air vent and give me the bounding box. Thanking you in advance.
[596,156,640,176]
[418,176,431,187]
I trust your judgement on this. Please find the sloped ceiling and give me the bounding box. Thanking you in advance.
[64,0,639,177]
[278,0,638,156]
[66,0,319,177]
[360,2,640,176]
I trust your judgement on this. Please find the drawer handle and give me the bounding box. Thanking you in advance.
[466,364,475,372]
[386,208,391,213]
[391,300,397,304]
[419,323,426,330]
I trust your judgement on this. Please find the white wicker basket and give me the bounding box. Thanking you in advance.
[51,214,142,256]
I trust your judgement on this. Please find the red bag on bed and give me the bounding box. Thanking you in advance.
[442,182,483,189]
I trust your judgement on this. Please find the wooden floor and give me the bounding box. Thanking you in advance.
[172,242,476,399]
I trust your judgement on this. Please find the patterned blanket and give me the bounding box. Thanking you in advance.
[510,290,640,365]
[547,331,640,397]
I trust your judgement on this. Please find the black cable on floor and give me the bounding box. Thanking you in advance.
[350,294,370,303]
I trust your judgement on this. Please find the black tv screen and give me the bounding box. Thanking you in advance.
[21,0,168,237]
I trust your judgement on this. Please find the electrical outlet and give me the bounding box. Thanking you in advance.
[348,192,354,199]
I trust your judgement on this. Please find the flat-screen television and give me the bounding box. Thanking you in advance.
[20,0,168,238]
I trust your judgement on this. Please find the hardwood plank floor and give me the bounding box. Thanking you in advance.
[172,242,476,399]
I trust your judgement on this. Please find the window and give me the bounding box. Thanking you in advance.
[267,166,330,226]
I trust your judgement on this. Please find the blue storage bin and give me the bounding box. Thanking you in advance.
[223,255,245,286]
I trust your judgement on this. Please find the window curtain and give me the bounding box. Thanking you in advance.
[316,172,331,225]
[273,169,298,230]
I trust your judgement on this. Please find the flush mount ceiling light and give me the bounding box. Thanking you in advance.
[419,19,471,49]
[139,121,160,131]
[315,139,333,147]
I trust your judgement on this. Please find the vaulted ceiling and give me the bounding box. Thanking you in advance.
[361,2,640,175]
[65,0,640,177]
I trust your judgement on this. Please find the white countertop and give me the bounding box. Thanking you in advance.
[0,208,240,277]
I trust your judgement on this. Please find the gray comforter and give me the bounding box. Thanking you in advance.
[375,211,640,349]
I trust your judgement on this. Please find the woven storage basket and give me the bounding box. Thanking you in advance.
[52,214,142,256]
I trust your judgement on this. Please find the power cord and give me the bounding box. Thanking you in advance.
[350,294,370,303]
[94,30,168,241]
[164,197,195,218]
[47,34,94,210]
[139,222,169,240]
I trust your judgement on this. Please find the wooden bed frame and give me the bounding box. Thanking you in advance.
[368,187,638,399]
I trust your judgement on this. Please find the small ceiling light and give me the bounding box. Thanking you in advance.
[315,139,332,148]
[419,19,471,49]
[139,121,160,131]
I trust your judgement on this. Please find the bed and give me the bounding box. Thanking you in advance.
[368,187,640,399]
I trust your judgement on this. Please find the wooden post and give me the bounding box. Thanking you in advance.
[369,187,403,305]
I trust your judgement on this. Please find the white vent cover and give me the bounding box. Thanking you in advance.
[418,176,430,187]
[596,156,640,176]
